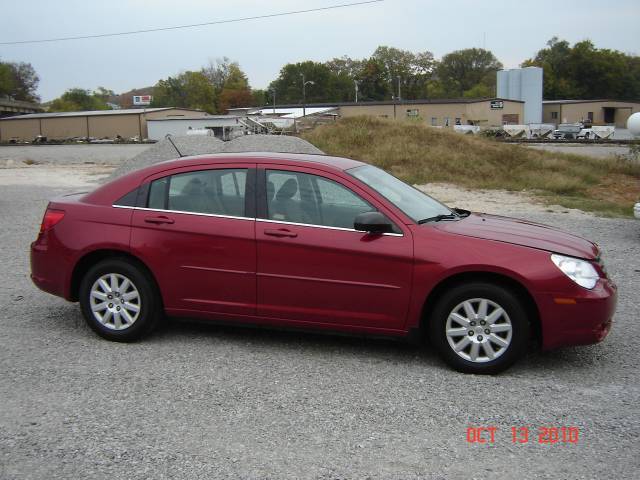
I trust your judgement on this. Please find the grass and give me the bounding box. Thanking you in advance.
[302,116,640,217]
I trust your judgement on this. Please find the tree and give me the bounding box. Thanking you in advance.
[48,88,110,111]
[152,71,216,113]
[0,60,40,102]
[371,46,436,99]
[356,59,390,101]
[267,61,354,104]
[435,48,502,98]
[522,37,640,100]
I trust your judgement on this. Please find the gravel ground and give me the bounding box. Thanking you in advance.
[0,144,151,166]
[1,165,639,479]
[525,143,631,158]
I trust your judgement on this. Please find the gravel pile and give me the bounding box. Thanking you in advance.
[222,134,323,155]
[108,134,323,180]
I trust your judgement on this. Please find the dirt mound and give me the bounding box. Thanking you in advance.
[108,134,323,181]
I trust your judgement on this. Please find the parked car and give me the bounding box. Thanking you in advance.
[634,202,640,219]
[30,153,617,374]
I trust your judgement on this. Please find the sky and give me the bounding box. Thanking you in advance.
[1,0,639,101]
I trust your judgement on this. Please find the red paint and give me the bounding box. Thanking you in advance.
[30,152,616,351]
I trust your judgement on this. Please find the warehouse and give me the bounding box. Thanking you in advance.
[542,100,640,127]
[230,98,524,128]
[0,107,208,142]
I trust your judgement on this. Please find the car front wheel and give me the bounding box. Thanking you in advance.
[430,282,529,374]
[79,258,161,342]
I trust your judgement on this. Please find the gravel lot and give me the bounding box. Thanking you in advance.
[1,149,639,479]
[525,143,631,158]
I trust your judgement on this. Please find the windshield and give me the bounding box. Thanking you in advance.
[349,165,453,222]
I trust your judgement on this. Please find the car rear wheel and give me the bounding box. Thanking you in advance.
[430,282,529,374]
[79,258,161,342]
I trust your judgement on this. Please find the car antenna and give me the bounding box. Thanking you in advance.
[165,134,184,158]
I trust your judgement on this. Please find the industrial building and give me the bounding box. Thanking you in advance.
[542,100,640,127]
[0,107,207,142]
[147,116,245,141]
[0,97,43,117]
[231,98,525,127]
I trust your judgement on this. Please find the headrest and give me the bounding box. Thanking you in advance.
[275,178,298,201]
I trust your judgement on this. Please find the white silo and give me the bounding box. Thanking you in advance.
[497,67,543,124]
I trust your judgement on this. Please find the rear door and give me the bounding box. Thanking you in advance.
[255,164,414,330]
[129,164,257,317]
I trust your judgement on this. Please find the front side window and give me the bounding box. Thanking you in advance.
[148,168,247,217]
[266,170,374,229]
[349,165,452,222]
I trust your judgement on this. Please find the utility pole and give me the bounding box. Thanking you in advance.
[271,89,276,114]
[301,73,314,117]
[397,76,401,101]
[354,80,359,103]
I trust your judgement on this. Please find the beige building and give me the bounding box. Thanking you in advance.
[0,107,208,142]
[542,100,640,127]
[337,98,524,127]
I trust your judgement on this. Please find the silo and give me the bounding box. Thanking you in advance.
[496,67,543,124]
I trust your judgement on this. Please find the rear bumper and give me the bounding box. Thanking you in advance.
[30,240,71,299]
[537,278,617,350]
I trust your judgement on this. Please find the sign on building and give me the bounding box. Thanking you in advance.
[133,95,153,106]
[490,100,504,110]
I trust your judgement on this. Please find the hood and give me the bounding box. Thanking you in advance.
[434,213,598,259]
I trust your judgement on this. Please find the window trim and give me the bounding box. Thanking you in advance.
[111,204,255,222]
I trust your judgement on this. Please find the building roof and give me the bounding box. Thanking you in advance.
[0,107,204,120]
[258,98,524,109]
[0,97,44,111]
[542,99,640,105]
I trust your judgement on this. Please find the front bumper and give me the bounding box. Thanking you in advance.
[537,278,617,350]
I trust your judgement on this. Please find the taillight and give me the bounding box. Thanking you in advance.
[40,208,65,233]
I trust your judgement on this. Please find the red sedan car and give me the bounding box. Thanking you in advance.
[31,153,616,374]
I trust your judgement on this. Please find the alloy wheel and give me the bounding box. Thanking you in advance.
[445,298,513,363]
[89,273,141,331]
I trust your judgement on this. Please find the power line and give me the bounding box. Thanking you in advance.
[0,0,384,46]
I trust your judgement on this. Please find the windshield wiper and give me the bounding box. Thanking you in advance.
[417,213,459,224]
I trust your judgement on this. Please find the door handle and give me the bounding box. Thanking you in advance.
[144,216,175,225]
[264,228,297,238]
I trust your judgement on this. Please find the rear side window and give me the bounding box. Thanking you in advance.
[147,168,248,217]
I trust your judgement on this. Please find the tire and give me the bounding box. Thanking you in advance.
[79,258,162,342]
[429,282,529,374]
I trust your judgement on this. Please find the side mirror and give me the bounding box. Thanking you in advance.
[354,211,394,234]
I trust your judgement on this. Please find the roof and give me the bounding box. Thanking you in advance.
[0,107,204,120]
[147,115,242,121]
[167,152,364,171]
[255,107,339,119]
[0,97,43,111]
[258,98,524,109]
[543,99,640,105]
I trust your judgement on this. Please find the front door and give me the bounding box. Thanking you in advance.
[255,165,413,330]
[130,164,256,317]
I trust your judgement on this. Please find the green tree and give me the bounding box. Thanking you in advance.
[267,61,353,104]
[356,59,390,101]
[49,88,109,111]
[0,60,40,102]
[152,71,216,113]
[522,37,640,100]
[371,46,436,99]
[435,48,502,98]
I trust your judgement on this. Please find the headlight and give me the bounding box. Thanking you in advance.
[551,254,600,289]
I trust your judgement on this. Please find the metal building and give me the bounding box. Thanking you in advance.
[0,107,208,142]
